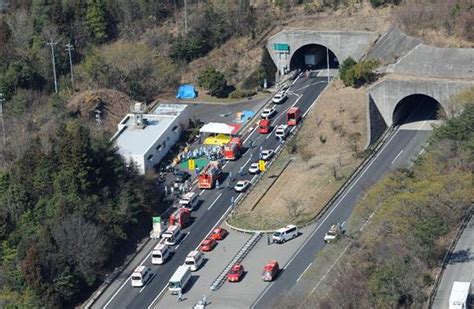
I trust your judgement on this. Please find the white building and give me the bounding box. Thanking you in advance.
[112,103,189,174]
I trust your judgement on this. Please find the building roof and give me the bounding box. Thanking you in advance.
[200,122,238,135]
[114,104,187,157]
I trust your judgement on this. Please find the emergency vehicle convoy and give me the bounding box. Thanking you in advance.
[198,161,222,189]
[223,137,242,160]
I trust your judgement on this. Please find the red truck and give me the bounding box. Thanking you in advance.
[223,137,242,160]
[169,207,191,228]
[259,119,271,134]
[198,161,221,189]
[287,107,301,126]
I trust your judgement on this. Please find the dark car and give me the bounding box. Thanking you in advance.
[174,171,190,183]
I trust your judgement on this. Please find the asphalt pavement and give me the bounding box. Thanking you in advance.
[92,75,328,309]
[432,215,473,309]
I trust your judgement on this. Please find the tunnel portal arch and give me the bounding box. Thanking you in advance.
[392,94,446,126]
[289,44,339,71]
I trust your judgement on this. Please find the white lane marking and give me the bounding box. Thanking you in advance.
[391,150,403,165]
[242,157,252,168]
[251,129,401,309]
[175,232,189,250]
[243,126,258,144]
[103,248,155,308]
[199,190,205,196]
[147,285,167,309]
[222,161,228,169]
[139,274,155,293]
[297,263,313,282]
[208,193,223,211]
[418,148,425,156]
[292,81,326,92]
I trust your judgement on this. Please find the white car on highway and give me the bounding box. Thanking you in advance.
[261,149,274,161]
[248,163,260,174]
[234,180,250,192]
[272,91,287,104]
[261,107,277,119]
[275,124,289,140]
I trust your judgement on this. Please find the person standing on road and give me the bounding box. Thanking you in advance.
[229,171,233,182]
[178,291,183,302]
[239,166,244,177]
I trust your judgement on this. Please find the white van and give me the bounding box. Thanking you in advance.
[163,225,181,246]
[179,192,199,211]
[272,225,299,243]
[151,243,170,265]
[184,250,204,271]
[169,265,192,294]
[275,124,289,140]
[131,265,152,287]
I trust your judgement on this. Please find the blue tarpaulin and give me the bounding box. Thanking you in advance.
[176,84,197,99]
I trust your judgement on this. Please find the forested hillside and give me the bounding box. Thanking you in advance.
[0,120,159,307]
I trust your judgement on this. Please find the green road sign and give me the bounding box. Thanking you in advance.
[153,217,161,224]
[273,43,289,52]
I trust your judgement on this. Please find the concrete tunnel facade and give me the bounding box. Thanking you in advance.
[266,30,378,75]
[366,78,474,144]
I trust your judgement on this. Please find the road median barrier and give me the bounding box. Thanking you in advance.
[210,232,262,291]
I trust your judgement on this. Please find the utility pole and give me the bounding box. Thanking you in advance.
[0,93,6,147]
[184,0,188,34]
[326,47,330,84]
[65,43,74,89]
[47,40,58,93]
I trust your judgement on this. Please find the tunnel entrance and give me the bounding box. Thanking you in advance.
[289,44,339,71]
[392,94,445,126]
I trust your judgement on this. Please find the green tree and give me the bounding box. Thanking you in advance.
[197,67,227,97]
[340,58,379,88]
[86,0,109,42]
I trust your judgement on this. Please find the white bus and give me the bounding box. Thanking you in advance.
[169,265,192,294]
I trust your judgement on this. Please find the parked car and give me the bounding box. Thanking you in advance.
[261,150,274,161]
[261,260,279,282]
[227,264,244,282]
[210,227,228,241]
[234,180,250,192]
[248,163,260,174]
[261,107,277,119]
[272,92,287,104]
[200,238,217,252]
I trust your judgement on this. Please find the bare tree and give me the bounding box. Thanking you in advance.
[52,214,107,281]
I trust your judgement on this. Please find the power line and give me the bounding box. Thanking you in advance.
[47,40,58,93]
[65,43,75,89]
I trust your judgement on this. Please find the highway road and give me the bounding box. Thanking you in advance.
[94,75,328,309]
[252,121,435,308]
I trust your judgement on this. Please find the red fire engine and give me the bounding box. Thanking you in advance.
[223,137,242,160]
[169,207,191,228]
[198,161,221,189]
[287,107,301,126]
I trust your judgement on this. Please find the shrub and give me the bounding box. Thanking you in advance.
[340,58,380,88]
[370,0,401,8]
[197,67,227,97]
[229,89,256,99]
